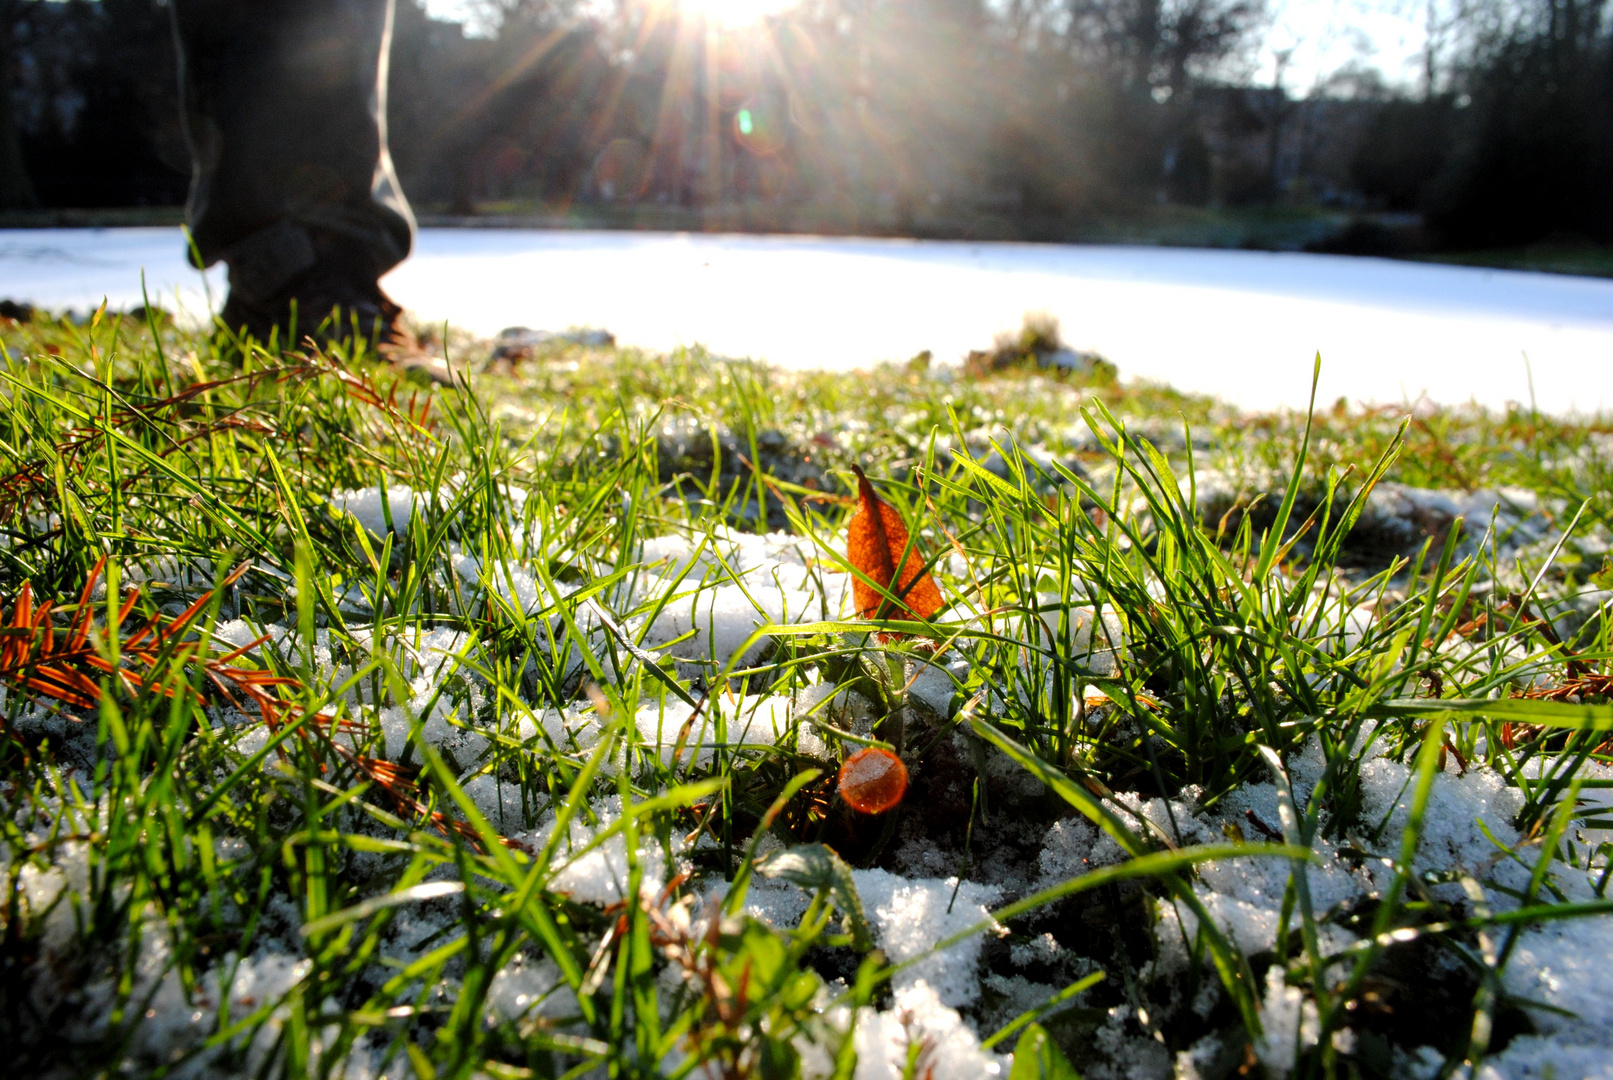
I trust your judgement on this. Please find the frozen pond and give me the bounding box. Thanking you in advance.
[4,226,1611,414]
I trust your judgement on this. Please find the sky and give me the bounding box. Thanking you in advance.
[1256,0,1434,90]
[421,0,1437,92]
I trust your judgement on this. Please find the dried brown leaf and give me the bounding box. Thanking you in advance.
[846,465,944,627]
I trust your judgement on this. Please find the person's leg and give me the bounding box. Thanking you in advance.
[170,0,414,343]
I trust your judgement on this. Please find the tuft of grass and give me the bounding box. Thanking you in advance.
[0,302,1611,1078]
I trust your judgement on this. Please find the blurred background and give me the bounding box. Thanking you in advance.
[2,0,1609,273]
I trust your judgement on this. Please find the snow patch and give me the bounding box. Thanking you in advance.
[852,868,1003,1009]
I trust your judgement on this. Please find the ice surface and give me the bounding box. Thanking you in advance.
[16,227,1613,412]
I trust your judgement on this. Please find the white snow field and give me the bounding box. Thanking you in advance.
[4,226,1613,414]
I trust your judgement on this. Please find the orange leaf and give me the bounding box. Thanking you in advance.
[14,580,32,629]
[847,465,943,626]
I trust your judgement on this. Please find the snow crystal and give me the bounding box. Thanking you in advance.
[1253,966,1320,1075]
[1500,913,1613,1050]
[1356,754,1536,903]
[384,625,475,682]
[852,868,1003,1008]
[633,530,851,678]
[795,680,877,728]
[904,654,969,720]
[376,672,488,763]
[1027,598,1127,677]
[1198,892,1283,957]
[452,550,548,615]
[720,866,1005,1018]
[981,970,1067,1026]
[641,692,795,769]
[486,955,577,1025]
[846,982,1006,1080]
[1010,932,1064,967]
[1479,1036,1613,1079]
[1034,810,1144,890]
[16,890,318,1076]
[1087,1004,1173,1080]
[521,795,684,905]
[331,476,533,543]
[517,691,799,773]
[460,773,535,832]
[15,838,90,954]
[791,680,880,759]
[211,618,265,652]
[639,573,826,674]
[1125,724,1613,1074]
[720,874,815,930]
[209,619,475,702]
[1199,792,1370,914]
[332,485,422,536]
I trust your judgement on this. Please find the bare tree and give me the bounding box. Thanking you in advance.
[1033,0,1264,99]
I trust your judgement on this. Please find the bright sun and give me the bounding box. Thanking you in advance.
[676,0,797,29]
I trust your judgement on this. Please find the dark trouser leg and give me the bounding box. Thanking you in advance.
[170,0,413,319]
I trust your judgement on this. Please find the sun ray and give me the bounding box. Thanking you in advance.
[678,0,799,30]
[638,10,706,200]
[448,25,572,127]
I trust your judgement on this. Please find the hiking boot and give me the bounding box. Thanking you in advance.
[214,226,460,385]
[215,222,398,344]
[218,282,460,385]
[217,268,404,351]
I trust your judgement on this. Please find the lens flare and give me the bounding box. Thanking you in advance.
[837,747,909,815]
[733,100,784,156]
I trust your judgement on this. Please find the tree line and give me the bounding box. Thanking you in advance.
[2,0,1609,250]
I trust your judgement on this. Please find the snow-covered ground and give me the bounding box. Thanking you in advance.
[5,227,1613,414]
[9,473,1613,1078]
